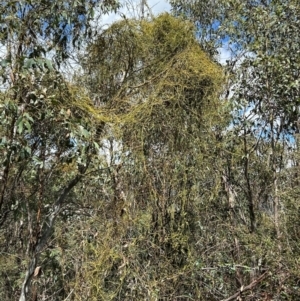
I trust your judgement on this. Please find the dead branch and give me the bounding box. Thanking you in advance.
[220,270,269,301]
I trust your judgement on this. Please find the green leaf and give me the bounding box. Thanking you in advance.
[17,118,24,134]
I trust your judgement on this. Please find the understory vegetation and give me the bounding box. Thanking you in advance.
[0,1,299,300]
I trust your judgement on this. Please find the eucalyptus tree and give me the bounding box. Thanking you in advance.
[0,1,120,300]
[170,0,300,227]
[170,0,300,299]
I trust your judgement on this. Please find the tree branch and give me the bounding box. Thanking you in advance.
[220,270,269,301]
[19,173,84,301]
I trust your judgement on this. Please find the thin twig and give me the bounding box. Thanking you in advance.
[63,289,74,301]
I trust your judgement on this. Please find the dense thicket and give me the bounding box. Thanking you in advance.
[0,1,299,300]
[0,1,118,300]
[170,0,300,299]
